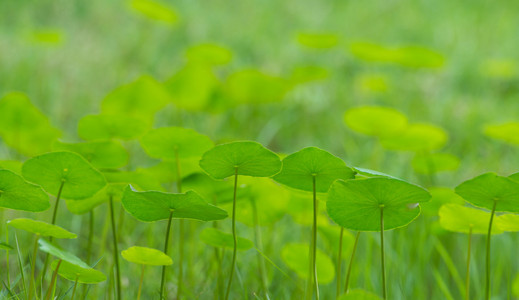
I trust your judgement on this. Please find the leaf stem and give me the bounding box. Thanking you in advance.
[109,195,121,300]
[465,226,472,300]
[45,259,61,300]
[29,235,39,300]
[160,210,174,299]
[380,206,386,299]
[344,231,360,294]
[251,197,269,298]
[71,275,79,300]
[224,168,239,300]
[175,148,185,300]
[86,210,95,264]
[311,175,319,300]
[336,227,343,299]
[51,181,65,225]
[485,200,497,300]
[137,265,145,300]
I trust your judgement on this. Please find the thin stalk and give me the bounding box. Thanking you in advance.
[212,197,223,300]
[137,265,145,300]
[175,148,185,300]
[45,259,61,300]
[380,206,386,299]
[71,275,79,300]
[108,196,121,300]
[224,168,239,300]
[311,175,319,300]
[485,200,497,300]
[344,232,360,294]
[465,226,473,300]
[251,197,269,298]
[86,210,95,264]
[29,235,40,300]
[160,211,174,299]
[5,225,10,290]
[336,228,344,299]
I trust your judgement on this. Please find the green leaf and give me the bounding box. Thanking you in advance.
[78,114,150,141]
[121,186,228,222]
[438,204,502,234]
[0,169,50,212]
[281,242,335,284]
[141,127,214,160]
[514,274,519,298]
[8,218,76,239]
[380,123,448,152]
[104,170,165,191]
[273,147,354,192]
[66,183,125,215]
[344,106,407,138]
[327,178,430,231]
[101,75,170,118]
[0,242,14,250]
[121,246,173,266]
[28,29,64,45]
[200,227,253,250]
[480,59,517,79]
[0,160,23,174]
[420,187,465,217]
[338,289,382,300]
[296,32,339,49]
[137,159,202,184]
[290,65,329,84]
[185,43,233,65]
[39,239,89,268]
[51,260,106,284]
[54,140,129,169]
[224,69,289,105]
[22,151,106,200]
[455,173,519,213]
[0,92,61,156]
[352,167,399,180]
[495,214,519,232]
[411,153,460,174]
[130,0,179,25]
[483,122,519,145]
[199,141,281,179]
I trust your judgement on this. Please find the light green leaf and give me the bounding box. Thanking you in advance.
[22,151,106,200]
[273,147,354,192]
[0,170,50,212]
[0,160,23,175]
[199,141,281,179]
[484,122,519,145]
[411,153,460,174]
[121,246,172,266]
[420,187,465,217]
[130,0,179,25]
[54,140,129,169]
[344,106,407,138]
[338,289,382,300]
[380,123,448,152]
[296,32,339,49]
[121,186,228,222]
[439,204,502,235]
[78,114,150,141]
[185,43,232,65]
[281,243,335,284]
[327,178,430,231]
[495,214,519,232]
[8,218,76,239]
[66,183,125,215]
[141,127,214,159]
[224,69,289,105]
[199,227,253,250]
[290,65,329,84]
[39,239,89,268]
[352,167,399,179]
[52,260,106,284]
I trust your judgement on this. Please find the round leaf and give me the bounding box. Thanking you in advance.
[281,243,335,284]
[199,141,281,179]
[22,151,106,200]
[51,260,106,284]
[327,178,430,231]
[121,246,172,266]
[455,173,519,213]
[439,204,502,235]
[141,127,214,159]
[54,140,129,169]
[121,186,228,222]
[273,147,354,192]
[8,218,76,239]
[495,214,519,232]
[0,170,50,212]
[380,123,448,152]
[344,106,407,137]
[199,227,253,250]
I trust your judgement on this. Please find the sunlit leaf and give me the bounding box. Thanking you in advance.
[411,153,460,174]
[8,218,77,239]
[186,43,232,65]
[199,227,253,250]
[52,260,106,284]
[380,123,448,152]
[281,243,335,284]
[121,246,173,265]
[0,170,50,212]
[439,204,502,234]
[483,122,519,145]
[130,0,179,25]
[296,32,339,49]
[344,106,407,138]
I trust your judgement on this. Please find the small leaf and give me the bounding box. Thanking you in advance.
[54,140,129,169]
[141,127,214,160]
[380,123,448,152]
[224,69,289,105]
[199,141,281,179]
[327,178,430,231]
[78,114,150,141]
[296,32,339,49]
[22,151,106,200]
[121,186,228,222]
[411,153,460,174]
[130,0,179,25]
[273,147,354,192]
[495,214,519,232]
[39,239,89,268]
[121,246,172,266]
[200,227,253,251]
[8,218,77,239]
[0,170,50,212]
[344,106,407,138]
[455,173,519,213]
[185,43,233,65]
[290,65,329,84]
[281,243,335,284]
[439,204,502,234]
[52,260,106,284]
[483,122,519,145]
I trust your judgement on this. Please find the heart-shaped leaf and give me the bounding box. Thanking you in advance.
[141,127,214,160]
[121,246,173,266]
[199,141,281,179]
[281,242,335,284]
[8,218,77,239]
[327,178,430,231]
[22,151,106,200]
[273,147,354,192]
[0,170,50,212]
[51,260,106,284]
[439,204,503,234]
[121,186,228,222]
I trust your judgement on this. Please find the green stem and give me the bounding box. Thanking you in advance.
[311,175,319,300]
[45,259,61,300]
[380,206,386,299]
[251,197,269,298]
[224,168,238,300]
[160,211,174,299]
[175,148,184,300]
[336,228,343,299]
[29,235,39,300]
[86,210,94,264]
[71,275,79,300]
[485,200,497,300]
[465,226,472,300]
[5,225,10,290]
[109,196,121,300]
[344,232,360,294]
[137,265,145,300]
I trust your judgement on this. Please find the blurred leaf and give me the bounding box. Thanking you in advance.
[52,260,106,284]
[290,65,329,84]
[0,169,50,212]
[495,213,519,232]
[439,204,502,234]
[121,246,172,265]
[8,218,76,239]
[338,289,382,300]
[141,127,213,160]
[78,114,151,141]
[186,43,232,65]
[412,153,460,174]
[130,0,179,25]
[281,243,335,284]
[421,187,465,217]
[39,239,89,268]
[483,122,519,145]
[0,160,22,175]
[296,32,339,49]
[344,106,407,138]
[28,29,64,45]
[355,73,390,94]
[66,183,125,215]
[480,59,517,79]
[380,123,448,152]
[54,140,129,169]
[200,227,253,250]
[224,69,289,105]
